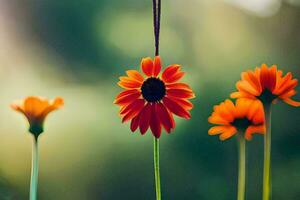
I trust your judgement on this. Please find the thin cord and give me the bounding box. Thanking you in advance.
[153,0,161,56]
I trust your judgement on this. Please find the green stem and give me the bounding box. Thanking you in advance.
[153,138,161,200]
[30,136,39,200]
[263,103,272,200]
[237,135,246,200]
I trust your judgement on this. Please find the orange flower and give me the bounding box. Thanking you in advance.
[11,96,64,137]
[114,56,195,138]
[208,98,265,140]
[231,64,300,106]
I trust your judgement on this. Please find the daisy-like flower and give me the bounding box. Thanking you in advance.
[208,98,265,140]
[11,96,64,137]
[114,56,195,138]
[231,64,300,106]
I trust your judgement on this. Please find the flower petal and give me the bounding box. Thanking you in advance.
[153,56,162,77]
[122,99,145,123]
[219,126,237,140]
[283,98,300,107]
[245,125,265,140]
[162,97,191,119]
[139,103,152,134]
[141,57,154,77]
[208,125,232,135]
[171,98,193,110]
[166,88,195,99]
[150,104,162,138]
[120,99,145,115]
[166,83,192,90]
[130,114,140,132]
[161,65,185,83]
[156,103,174,133]
[126,70,144,82]
[114,92,141,106]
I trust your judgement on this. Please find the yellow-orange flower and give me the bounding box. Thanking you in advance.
[11,96,64,137]
[208,98,265,140]
[114,56,195,138]
[231,64,300,106]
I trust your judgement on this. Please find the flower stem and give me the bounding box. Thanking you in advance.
[237,135,246,200]
[30,136,39,200]
[153,138,161,200]
[263,103,272,200]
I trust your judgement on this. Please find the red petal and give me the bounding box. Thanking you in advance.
[141,57,154,77]
[153,56,162,77]
[115,89,139,99]
[156,103,174,133]
[114,92,141,105]
[165,72,185,83]
[171,98,193,110]
[166,83,192,90]
[161,65,180,82]
[122,100,145,123]
[150,104,162,138]
[130,114,140,132]
[167,88,195,99]
[120,99,145,115]
[139,103,152,134]
[162,97,191,119]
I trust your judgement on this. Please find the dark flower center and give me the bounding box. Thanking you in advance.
[141,77,166,102]
[258,89,277,104]
[231,118,251,132]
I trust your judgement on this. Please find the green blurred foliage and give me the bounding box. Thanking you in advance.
[0,0,300,199]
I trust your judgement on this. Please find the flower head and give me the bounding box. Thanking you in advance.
[114,56,195,138]
[231,64,300,106]
[11,96,64,137]
[208,98,265,140]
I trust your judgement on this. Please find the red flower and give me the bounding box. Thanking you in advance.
[114,56,195,138]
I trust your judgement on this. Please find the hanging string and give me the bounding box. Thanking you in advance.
[152,0,161,56]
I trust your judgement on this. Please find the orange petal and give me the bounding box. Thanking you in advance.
[208,125,232,135]
[245,125,265,140]
[126,70,144,82]
[153,56,162,77]
[141,57,154,77]
[150,104,162,138]
[208,114,230,125]
[219,126,237,140]
[230,91,255,99]
[283,98,300,107]
[162,97,191,119]
[24,96,49,117]
[236,80,260,96]
[166,88,195,99]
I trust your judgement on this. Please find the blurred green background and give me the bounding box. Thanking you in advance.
[0,0,300,199]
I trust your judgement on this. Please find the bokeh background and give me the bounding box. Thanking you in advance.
[0,0,300,199]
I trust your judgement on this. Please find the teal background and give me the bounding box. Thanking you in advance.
[0,0,300,199]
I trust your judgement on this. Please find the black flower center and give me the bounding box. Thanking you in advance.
[141,77,166,102]
[231,118,251,132]
[258,89,277,104]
